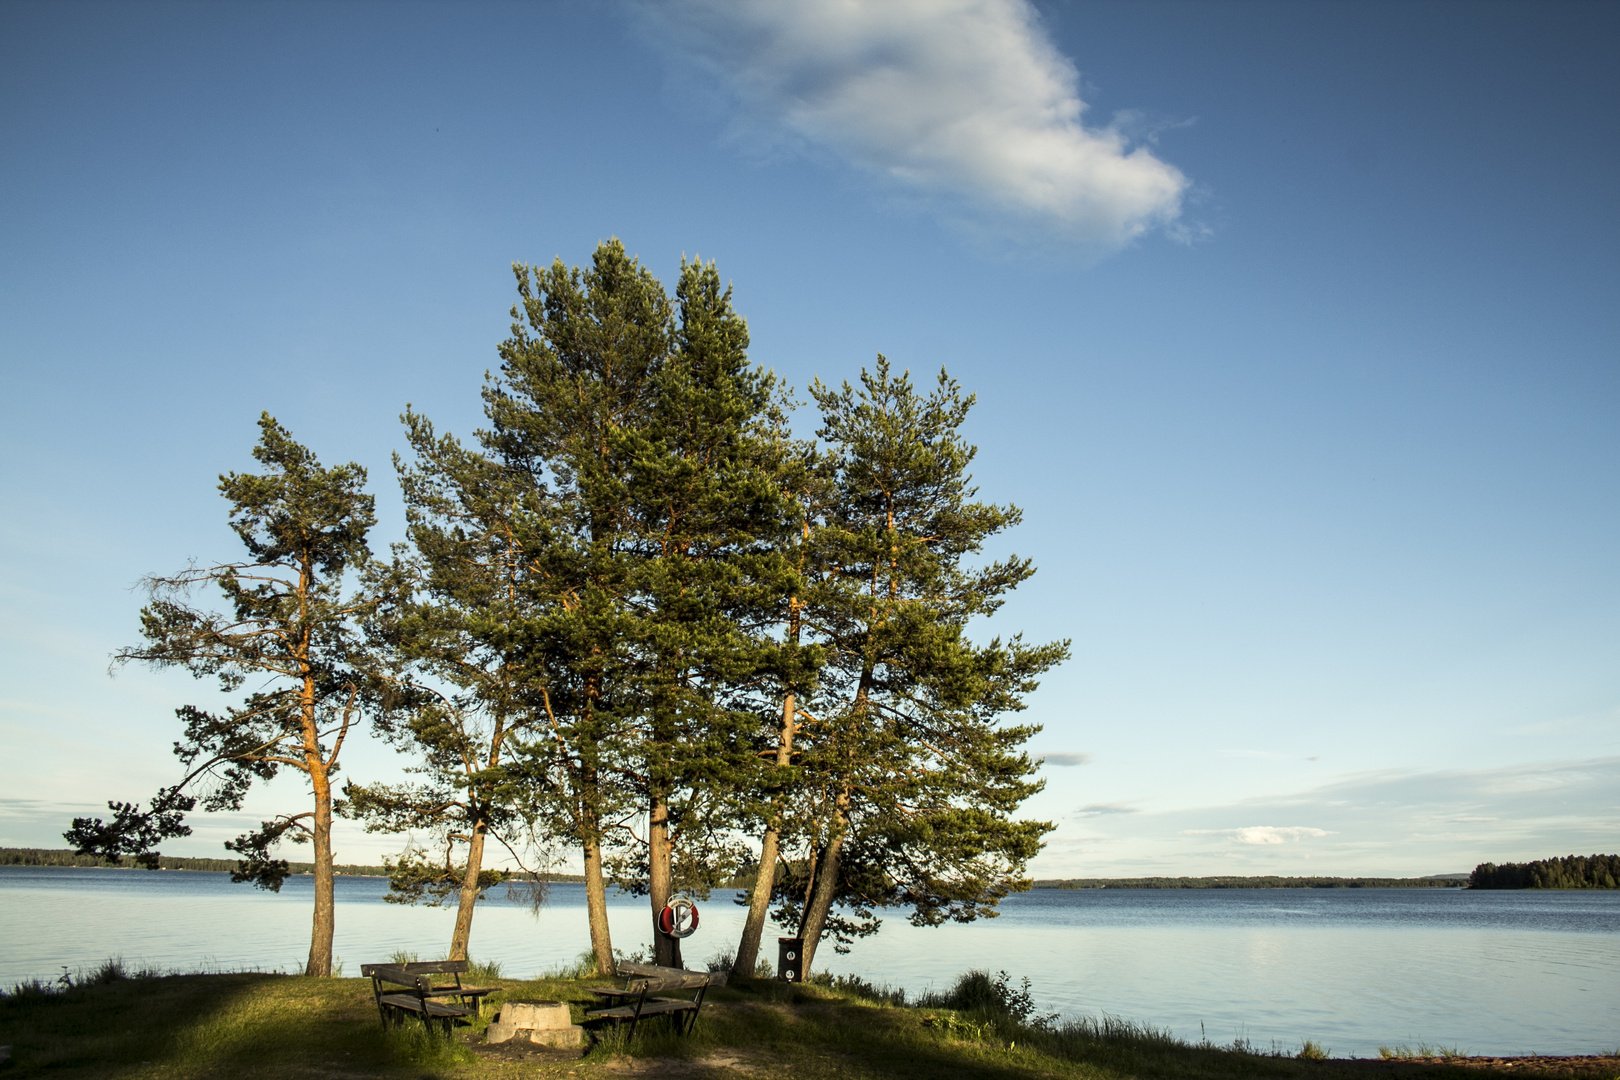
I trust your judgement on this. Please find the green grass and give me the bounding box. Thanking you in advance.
[3,964,1615,1080]
[1379,1043,1467,1060]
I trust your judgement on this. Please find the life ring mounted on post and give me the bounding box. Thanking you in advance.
[659,895,700,939]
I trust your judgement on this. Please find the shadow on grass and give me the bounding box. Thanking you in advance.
[658,980,1607,1080]
[0,971,471,1079]
[6,970,1608,1080]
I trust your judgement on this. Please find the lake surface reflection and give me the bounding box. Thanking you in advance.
[2,866,1615,1057]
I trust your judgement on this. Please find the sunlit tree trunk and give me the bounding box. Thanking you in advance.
[582,832,615,974]
[307,777,336,977]
[733,688,796,979]
[448,822,487,961]
[649,792,679,967]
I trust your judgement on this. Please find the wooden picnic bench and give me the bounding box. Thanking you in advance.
[360,960,502,1034]
[583,962,727,1040]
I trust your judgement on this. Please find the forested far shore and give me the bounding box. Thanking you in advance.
[0,848,587,882]
[26,846,1615,891]
[1037,857,1620,889]
[1033,875,1469,889]
[1468,854,1619,889]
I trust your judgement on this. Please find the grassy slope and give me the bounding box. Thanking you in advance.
[2,972,1615,1080]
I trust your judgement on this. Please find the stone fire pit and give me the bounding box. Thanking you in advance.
[484,1000,583,1048]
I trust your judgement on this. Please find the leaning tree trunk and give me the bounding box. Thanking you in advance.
[733,689,797,979]
[582,832,615,975]
[448,821,488,961]
[798,790,849,977]
[307,774,336,977]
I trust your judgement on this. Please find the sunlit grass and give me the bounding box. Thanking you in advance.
[3,961,1612,1080]
[1379,1042,1467,1060]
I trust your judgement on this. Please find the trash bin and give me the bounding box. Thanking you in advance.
[777,936,803,982]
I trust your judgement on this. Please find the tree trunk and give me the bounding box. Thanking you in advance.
[581,835,616,975]
[306,774,336,977]
[798,672,867,977]
[735,828,781,979]
[649,792,680,967]
[733,689,797,979]
[798,789,849,977]
[448,821,487,961]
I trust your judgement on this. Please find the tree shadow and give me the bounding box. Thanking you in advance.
[0,971,452,1078]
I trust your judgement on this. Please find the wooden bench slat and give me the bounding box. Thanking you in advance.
[398,960,468,974]
[436,984,500,997]
[585,1000,697,1021]
[627,974,711,993]
[378,993,425,1011]
[581,962,718,1041]
[368,962,479,1034]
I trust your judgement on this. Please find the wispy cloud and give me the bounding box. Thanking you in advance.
[1032,757,1620,878]
[1075,803,1136,817]
[1185,826,1331,846]
[634,0,1189,250]
[1043,752,1094,767]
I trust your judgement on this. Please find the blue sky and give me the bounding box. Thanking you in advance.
[2,0,1616,877]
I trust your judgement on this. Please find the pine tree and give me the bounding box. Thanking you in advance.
[730,441,831,979]
[770,359,1068,974]
[342,410,557,960]
[488,242,803,968]
[65,414,382,977]
[610,257,804,966]
[481,240,670,973]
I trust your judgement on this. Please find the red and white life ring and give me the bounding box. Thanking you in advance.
[658,896,700,938]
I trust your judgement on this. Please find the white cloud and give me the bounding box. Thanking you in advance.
[1031,757,1620,878]
[635,0,1190,249]
[1043,751,1094,766]
[1186,826,1331,846]
[1075,802,1135,816]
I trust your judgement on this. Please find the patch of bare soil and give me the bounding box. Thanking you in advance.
[597,1050,769,1077]
[1337,1056,1620,1078]
[1418,1056,1619,1077]
[471,1040,589,1066]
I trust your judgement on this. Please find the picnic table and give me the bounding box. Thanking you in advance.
[583,962,727,1040]
[360,960,503,1034]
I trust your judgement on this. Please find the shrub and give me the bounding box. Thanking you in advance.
[925,970,1055,1028]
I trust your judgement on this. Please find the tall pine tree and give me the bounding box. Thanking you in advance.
[482,240,667,972]
[66,414,383,977]
[488,242,801,967]
[343,409,557,960]
[611,257,804,966]
[769,359,1067,974]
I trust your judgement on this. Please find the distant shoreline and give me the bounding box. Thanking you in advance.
[8,849,1470,889]
[0,848,587,883]
[1032,875,1470,889]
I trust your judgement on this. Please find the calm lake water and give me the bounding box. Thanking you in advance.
[3,866,1616,1057]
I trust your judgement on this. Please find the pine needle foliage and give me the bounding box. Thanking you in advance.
[767,358,1069,972]
[64,414,385,976]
